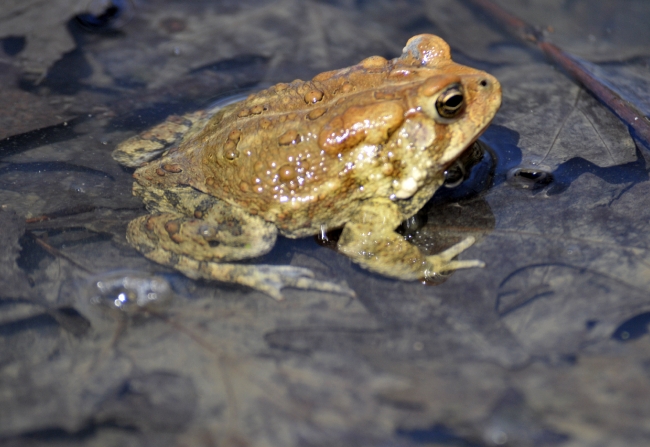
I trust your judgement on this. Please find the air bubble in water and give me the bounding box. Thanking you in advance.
[506,166,553,190]
[89,270,173,312]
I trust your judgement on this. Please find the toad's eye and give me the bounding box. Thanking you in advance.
[435,84,465,119]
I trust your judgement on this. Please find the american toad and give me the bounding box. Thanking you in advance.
[112,34,501,300]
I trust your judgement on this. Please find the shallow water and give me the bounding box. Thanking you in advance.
[1,0,650,446]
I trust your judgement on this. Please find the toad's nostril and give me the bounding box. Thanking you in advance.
[479,79,488,87]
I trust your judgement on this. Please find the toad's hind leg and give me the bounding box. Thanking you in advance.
[128,190,354,300]
[112,110,208,168]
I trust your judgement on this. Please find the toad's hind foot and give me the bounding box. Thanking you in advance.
[174,258,355,301]
[224,264,355,301]
[425,236,485,278]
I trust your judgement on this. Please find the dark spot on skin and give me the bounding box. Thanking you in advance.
[163,191,183,208]
[168,252,181,266]
[137,243,155,255]
[198,198,216,212]
[216,218,243,237]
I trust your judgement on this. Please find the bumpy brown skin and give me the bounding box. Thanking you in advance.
[113,34,502,300]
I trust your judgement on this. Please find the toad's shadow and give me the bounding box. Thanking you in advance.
[482,124,649,194]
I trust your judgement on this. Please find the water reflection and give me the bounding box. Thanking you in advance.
[85,270,173,313]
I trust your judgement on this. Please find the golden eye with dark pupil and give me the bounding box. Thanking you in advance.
[435,84,465,119]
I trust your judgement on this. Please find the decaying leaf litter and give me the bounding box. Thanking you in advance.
[1,0,650,446]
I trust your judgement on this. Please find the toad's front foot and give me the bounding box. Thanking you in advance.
[337,199,484,282]
[424,236,485,279]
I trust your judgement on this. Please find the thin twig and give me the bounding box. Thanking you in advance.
[27,231,94,273]
[24,205,98,224]
[466,0,650,148]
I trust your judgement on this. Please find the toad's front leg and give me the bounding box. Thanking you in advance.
[337,198,484,281]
